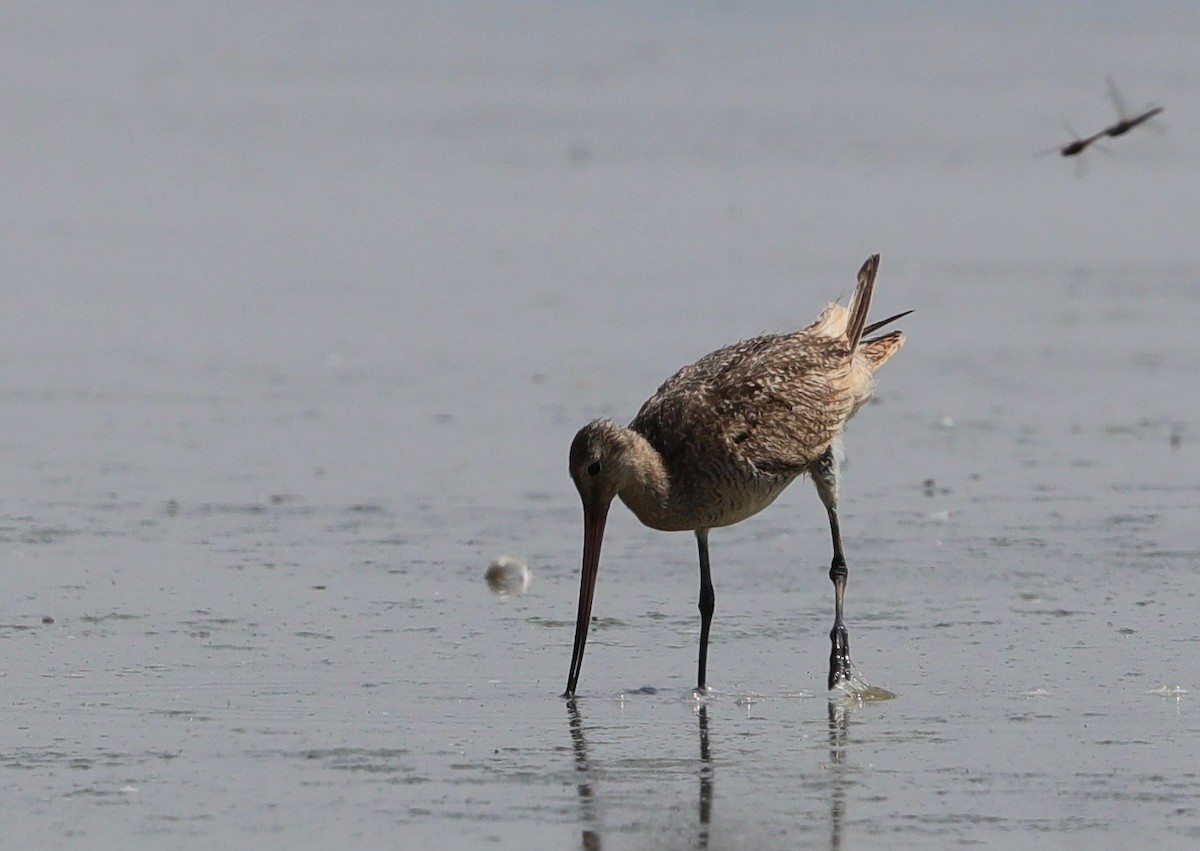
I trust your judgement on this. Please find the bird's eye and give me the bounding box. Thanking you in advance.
[586,461,602,476]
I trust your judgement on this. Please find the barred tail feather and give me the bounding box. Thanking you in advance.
[861,330,905,371]
[862,309,913,338]
[845,254,879,351]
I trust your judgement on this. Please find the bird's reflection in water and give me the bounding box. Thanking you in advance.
[566,699,602,850]
[565,697,862,850]
[564,699,715,851]
[696,704,713,850]
[827,698,852,851]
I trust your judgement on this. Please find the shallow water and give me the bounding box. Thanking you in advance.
[4,2,1200,848]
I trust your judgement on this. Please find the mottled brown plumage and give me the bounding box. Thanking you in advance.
[563,254,908,697]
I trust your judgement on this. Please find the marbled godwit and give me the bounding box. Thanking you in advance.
[564,254,909,697]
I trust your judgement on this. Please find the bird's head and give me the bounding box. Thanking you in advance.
[563,417,637,697]
[568,418,634,513]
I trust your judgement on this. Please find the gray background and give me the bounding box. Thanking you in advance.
[3,2,1198,848]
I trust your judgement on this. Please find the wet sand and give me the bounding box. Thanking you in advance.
[4,2,1200,848]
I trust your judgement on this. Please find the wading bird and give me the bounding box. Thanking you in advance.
[564,254,909,697]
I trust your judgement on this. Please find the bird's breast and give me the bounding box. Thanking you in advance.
[617,468,796,532]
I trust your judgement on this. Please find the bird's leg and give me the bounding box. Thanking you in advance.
[695,528,715,694]
[825,508,851,690]
[812,447,851,689]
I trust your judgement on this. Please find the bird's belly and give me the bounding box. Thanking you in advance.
[703,479,792,528]
[619,474,794,532]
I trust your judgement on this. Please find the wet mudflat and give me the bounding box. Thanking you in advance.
[4,2,1200,848]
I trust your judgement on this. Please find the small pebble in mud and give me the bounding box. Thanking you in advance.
[485,556,532,598]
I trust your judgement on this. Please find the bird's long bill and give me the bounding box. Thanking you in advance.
[564,505,608,697]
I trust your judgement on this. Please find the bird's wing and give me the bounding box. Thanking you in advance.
[632,333,854,479]
[1106,76,1131,120]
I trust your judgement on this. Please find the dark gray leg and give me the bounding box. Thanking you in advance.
[812,447,851,689]
[695,528,715,692]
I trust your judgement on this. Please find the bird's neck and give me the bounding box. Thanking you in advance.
[613,427,678,529]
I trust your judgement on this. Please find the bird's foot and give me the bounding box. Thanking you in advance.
[828,623,851,690]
